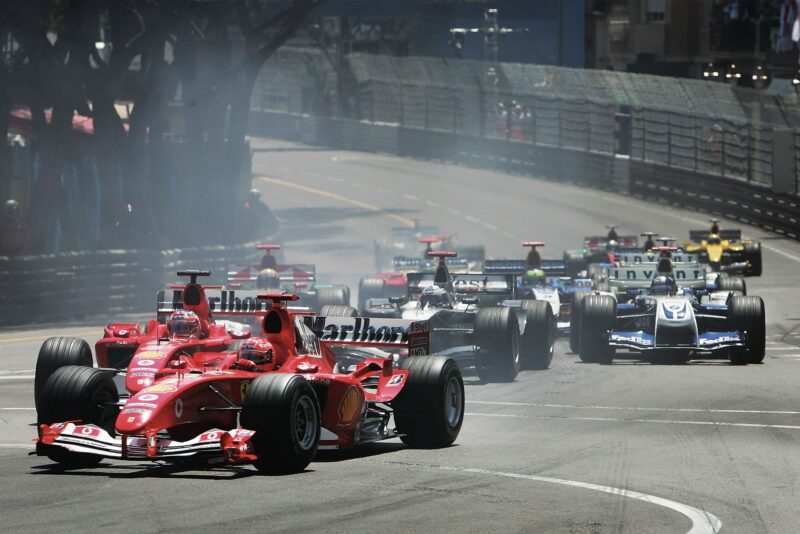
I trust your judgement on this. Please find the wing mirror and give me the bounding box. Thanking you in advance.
[461,296,479,305]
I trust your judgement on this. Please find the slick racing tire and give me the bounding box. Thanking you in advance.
[519,300,555,370]
[569,293,587,354]
[579,295,616,364]
[718,276,747,295]
[318,305,358,317]
[35,337,93,413]
[333,284,351,305]
[241,374,321,474]
[743,242,762,277]
[38,366,119,468]
[393,356,464,448]
[728,296,766,365]
[358,277,386,314]
[475,307,520,382]
[564,251,588,278]
[316,286,350,311]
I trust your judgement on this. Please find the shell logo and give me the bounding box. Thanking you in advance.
[136,351,167,359]
[142,383,177,394]
[337,387,362,425]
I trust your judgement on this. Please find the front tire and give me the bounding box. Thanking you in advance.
[579,295,616,364]
[569,293,586,354]
[728,295,766,364]
[475,307,520,382]
[241,374,321,474]
[38,366,119,468]
[718,276,746,295]
[744,242,762,276]
[319,305,358,317]
[564,251,588,277]
[393,357,464,448]
[35,337,94,413]
[519,300,554,370]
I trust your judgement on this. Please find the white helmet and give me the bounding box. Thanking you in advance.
[419,285,451,309]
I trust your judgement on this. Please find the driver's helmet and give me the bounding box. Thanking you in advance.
[651,275,677,296]
[419,285,451,309]
[708,235,721,245]
[168,309,201,338]
[522,269,546,287]
[257,268,280,289]
[605,239,618,252]
[239,337,274,366]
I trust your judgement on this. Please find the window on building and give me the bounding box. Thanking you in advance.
[644,0,666,24]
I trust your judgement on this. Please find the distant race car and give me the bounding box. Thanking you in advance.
[572,268,764,365]
[359,235,484,313]
[683,220,762,276]
[227,244,350,311]
[563,226,640,276]
[35,291,465,473]
[362,251,556,379]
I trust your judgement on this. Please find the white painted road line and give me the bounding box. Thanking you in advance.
[369,460,722,534]
[0,376,34,380]
[467,412,800,430]
[0,369,35,375]
[763,243,800,264]
[0,444,33,449]
[0,407,34,410]
[468,400,800,415]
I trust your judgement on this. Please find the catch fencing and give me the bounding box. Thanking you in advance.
[250,50,800,238]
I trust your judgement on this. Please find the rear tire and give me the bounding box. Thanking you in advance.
[579,295,616,364]
[241,374,321,474]
[728,295,766,364]
[475,307,520,382]
[318,305,358,317]
[519,300,554,370]
[316,286,349,311]
[564,251,588,277]
[569,293,586,354]
[393,357,464,448]
[38,366,119,468]
[718,276,746,295]
[744,242,762,276]
[35,337,94,413]
[358,277,386,314]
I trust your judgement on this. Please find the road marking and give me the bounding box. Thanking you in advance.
[465,215,480,223]
[256,175,414,227]
[482,222,499,231]
[369,460,722,534]
[448,208,462,216]
[325,176,344,183]
[0,407,34,410]
[377,188,396,194]
[0,375,34,380]
[468,401,800,415]
[0,330,97,344]
[467,412,800,430]
[425,200,440,207]
[762,243,800,264]
[0,444,33,449]
[403,193,418,201]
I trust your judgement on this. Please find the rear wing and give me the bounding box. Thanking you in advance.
[689,229,741,242]
[584,235,639,249]
[303,316,429,355]
[393,256,468,271]
[457,245,486,263]
[608,265,707,289]
[158,288,294,320]
[406,272,514,298]
[483,259,567,277]
[614,252,699,264]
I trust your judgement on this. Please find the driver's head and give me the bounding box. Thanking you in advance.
[605,239,618,252]
[708,235,721,245]
[257,268,280,289]
[420,285,450,309]
[239,337,275,369]
[522,269,546,287]
[651,275,677,296]
[168,309,201,339]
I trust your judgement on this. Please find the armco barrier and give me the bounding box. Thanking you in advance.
[0,240,268,327]
[251,109,800,240]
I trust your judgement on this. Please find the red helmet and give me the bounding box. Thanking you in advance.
[239,337,274,366]
[168,309,200,338]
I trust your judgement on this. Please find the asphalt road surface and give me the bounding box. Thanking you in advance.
[2,138,800,533]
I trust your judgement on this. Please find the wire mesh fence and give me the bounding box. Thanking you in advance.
[252,49,800,194]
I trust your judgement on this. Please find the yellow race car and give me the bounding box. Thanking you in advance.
[683,220,762,276]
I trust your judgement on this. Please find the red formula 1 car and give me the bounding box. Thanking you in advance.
[32,271,257,412]
[35,287,464,473]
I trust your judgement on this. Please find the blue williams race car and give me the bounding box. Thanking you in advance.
[575,274,765,365]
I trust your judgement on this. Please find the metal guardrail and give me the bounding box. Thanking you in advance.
[0,240,267,327]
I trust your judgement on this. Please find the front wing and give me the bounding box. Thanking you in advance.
[609,330,744,352]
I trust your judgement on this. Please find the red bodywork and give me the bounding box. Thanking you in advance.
[38,289,428,465]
